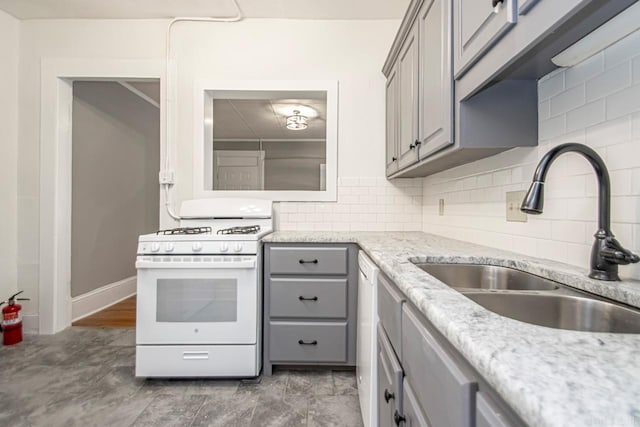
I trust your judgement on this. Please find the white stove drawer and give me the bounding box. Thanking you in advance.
[136,345,259,378]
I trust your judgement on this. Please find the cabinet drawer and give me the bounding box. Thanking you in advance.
[454,0,517,77]
[402,304,477,427]
[269,321,347,363]
[269,247,348,275]
[378,274,405,360]
[378,324,403,427]
[270,278,347,319]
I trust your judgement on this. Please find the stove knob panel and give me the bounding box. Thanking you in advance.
[192,242,203,252]
[165,243,175,252]
[151,243,161,253]
[233,243,243,253]
[220,243,229,253]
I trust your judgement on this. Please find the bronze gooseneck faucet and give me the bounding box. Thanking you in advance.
[521,143,639,281]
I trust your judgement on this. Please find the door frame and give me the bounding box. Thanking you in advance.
[39,58,165,334]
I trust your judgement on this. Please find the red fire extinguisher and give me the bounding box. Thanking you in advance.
[1,290,30,346]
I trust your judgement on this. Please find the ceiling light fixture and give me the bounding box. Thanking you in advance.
[286,110,308,130]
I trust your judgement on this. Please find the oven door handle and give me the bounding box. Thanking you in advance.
[135,258,256,269]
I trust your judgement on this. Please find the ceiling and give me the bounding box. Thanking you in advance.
[212,98,326,140]
[0,0,410,20]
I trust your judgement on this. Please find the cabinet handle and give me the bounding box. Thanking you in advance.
[392,156,397,162]
[492,0,503,7]
[298,339,318,345]
[409,143,415,150]
[394,410,406,426]
[298,296,318,301]
[384,389,395,403]
[299,259,319,264]
[414,140,422,147]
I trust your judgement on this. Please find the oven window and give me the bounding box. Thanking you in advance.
[156,279,238,322]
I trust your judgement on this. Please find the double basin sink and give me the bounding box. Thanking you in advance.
[413,263,640,334]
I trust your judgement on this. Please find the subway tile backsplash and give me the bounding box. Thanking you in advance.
[276,177,423,232]
[422,30,640,280]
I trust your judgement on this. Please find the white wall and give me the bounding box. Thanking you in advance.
[17,20,167,317]
[0,10,19,301]
[423,29,640,280]
[17,19,402,318]
[71,81,159,298]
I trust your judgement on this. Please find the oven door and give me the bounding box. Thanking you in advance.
[136,256,258,345]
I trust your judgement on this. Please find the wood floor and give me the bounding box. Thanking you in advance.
[72,295,136,328]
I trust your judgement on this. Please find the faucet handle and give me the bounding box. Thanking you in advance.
[601,237,640,265]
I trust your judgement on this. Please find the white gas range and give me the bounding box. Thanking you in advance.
[135,198,272,378]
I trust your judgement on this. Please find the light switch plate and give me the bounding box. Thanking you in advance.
[506,191,527,222]
[439,199,445,216]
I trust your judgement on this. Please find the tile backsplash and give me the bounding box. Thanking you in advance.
[422,30,640,280]
[276,177,423,231]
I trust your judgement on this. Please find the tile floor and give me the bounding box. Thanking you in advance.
[0,328,363,427]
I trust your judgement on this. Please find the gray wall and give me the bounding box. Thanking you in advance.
[212,140,326,190]
[71,81,160,298]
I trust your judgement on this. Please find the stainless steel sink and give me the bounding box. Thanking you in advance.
[415,263,559,291]
[464,292,640,333]
[413,262,640,333]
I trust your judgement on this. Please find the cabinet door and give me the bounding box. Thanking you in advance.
[386,64,400,176]
[402,304,476,427]
[418,0,454,160]
[403,379,431,427]
[453,0,517,77]
[517,0,540,15]
[397,21,420,171]
[476,392,518,427]
[378,324,403,427]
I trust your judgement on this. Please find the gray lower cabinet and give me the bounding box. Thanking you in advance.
[377,275,526,427]
[378,324,403,427]
[263,243,358,375]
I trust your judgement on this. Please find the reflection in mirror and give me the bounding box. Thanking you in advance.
[205,90,327,192]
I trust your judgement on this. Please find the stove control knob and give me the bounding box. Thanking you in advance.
[233,243,243,253]
[151,243,161,253]
[220,243,229,253]
[192,242,203,252]
[165,243,175,252]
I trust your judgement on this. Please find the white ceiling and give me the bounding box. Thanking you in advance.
[0,0,410,20]
[213,98,326,140]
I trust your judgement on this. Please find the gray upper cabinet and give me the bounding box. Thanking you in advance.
[383,0,635,178]
[386,64,399,176]
[397,21,420,171]
[417,0,454,160]
[453,0,517,78]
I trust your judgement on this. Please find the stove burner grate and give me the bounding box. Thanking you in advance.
[217,225,261,235]
[156,227,212,235]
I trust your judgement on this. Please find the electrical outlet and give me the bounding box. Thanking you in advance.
[506,191,527,222]
[439,199,445,216]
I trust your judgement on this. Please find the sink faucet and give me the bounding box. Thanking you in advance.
[521,142,639,281]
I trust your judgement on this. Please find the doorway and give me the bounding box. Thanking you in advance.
[68,80,160,327]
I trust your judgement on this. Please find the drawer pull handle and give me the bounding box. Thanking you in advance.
[394,410,406,426]
[299,296,319,301]
[492,0,503,7]
[299,259,319,264]
[384,389,395,403]
[298,339,318,346]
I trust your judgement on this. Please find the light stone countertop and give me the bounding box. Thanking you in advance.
[262,231,640,427]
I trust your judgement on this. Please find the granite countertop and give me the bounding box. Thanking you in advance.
[263,231,640,427]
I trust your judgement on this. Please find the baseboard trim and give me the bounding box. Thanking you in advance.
[72,276,136,322]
